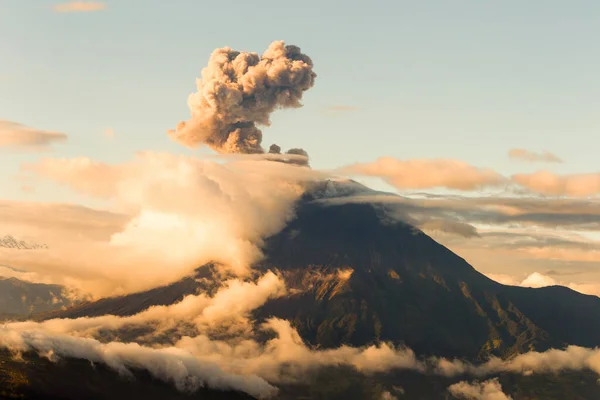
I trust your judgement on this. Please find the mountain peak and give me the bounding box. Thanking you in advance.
[0,235,48,250]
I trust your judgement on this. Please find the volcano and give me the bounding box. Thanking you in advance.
[11,180,600,399]
[42,180,600,360]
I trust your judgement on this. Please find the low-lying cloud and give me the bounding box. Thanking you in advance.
[448,378,512,400]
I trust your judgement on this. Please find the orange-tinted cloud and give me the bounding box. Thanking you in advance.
[322,105,359,116]
[14,153,323,296]
[512,171,600,197]
[340,158,506,191]
[0,120,67,151]
[508,148,563,163]
[53,1,106,13]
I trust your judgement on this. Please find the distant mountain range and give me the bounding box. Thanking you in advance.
[0,235,48,250]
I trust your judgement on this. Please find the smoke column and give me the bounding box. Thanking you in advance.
[168,41,316,157]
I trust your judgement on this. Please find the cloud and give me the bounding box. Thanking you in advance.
[379,391,398,400]
[20,185,35,194]
[5,263,600,397]
[519,272,557,288]
[7,271,286,341]
[168,41,316,156]
[53,1,106,13]
[448,379,512,400]
[0,200,127,243]
[317,192,600,232]
[508,148,563,163]
[0,328,276,398]
[512,171,600,197]
[340,158,507,191]
[0,120,67,151]
[419,219,480,238]
[316,192,600,287]
[435,345,600,380]
[0,270,421,396]
[322,105,359,116]
[14,153,323,297]
[484,271,600,297]
[104,128,115,138]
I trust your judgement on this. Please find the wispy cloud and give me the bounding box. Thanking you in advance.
[0,120,67,151]
[512,171,600,197]
[322,105,359,116]
[508,148,563,163]
[53,1,106,13]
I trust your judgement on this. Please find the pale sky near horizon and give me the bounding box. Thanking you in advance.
[1,1,600,293]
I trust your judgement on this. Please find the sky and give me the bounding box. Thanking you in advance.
[1,1,600,295]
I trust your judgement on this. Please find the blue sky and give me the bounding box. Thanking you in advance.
[0,0,599,199]
[2,1,599,185]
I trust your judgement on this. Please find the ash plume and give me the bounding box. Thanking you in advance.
[168,41,316,159]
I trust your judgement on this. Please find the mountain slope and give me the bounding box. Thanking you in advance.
[254,197,600,359]
[36,181,600,361]
[0,277,75,318]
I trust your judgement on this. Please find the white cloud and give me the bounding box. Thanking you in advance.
[448,378,512,400]
[484,271,600,297]
[12,153,323,297]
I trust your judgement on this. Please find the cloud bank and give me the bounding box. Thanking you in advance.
[11,153,323,297]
